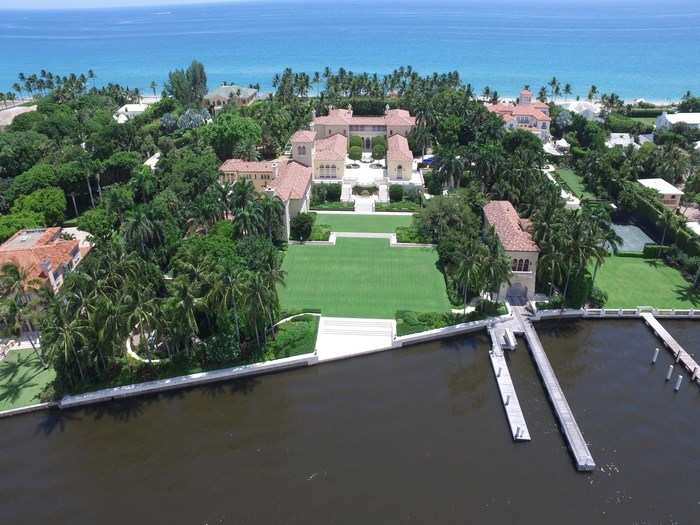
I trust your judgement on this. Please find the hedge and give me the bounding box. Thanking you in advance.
[352,185,378,195]
[349,145,362,161]
[349,135,363,149]
[642,244,672,259]
[376,201,421,212]
[395,225,426,243]
[372,144,386,160]
[389,184,403,202]
[310,201,355,211]
[625,108,667,118]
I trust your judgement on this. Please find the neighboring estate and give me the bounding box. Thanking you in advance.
[656,112,700,130]
[486,89,551,141]
[638,178,683,210]
[204,83,258,110]
[0,227,91,292]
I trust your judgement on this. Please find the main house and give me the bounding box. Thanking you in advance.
[312,105,416,149]
[483,200,539,302]
[0,227,91,293]
[486,89,551,141]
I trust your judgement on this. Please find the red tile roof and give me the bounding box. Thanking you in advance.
[313,108,416,127]
[0,228,88,289]
[384,108,416,127]
[314,108,353,126]
[218,159,275,173]
[387,134,413,162]
[486,101,551,122]
[290,130,317,143]
[269,160,312,202]
[483,201,539,253]
[314,133,347,161]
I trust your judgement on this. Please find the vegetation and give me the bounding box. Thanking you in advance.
[308,213,412,233]
[348,145,362,161]
[280,238,451,318]
[395,302,506,336]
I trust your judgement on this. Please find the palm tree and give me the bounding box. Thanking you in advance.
[433,148,464,189]
[165,279,202,356]
[258,193,285,241]
[564,83,572,98]
[149,80,157,96]
[122,208,163,256]
[587,85,598,101]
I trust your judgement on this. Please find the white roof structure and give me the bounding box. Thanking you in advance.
[543,142,562,156]
[144,152,161,171]
[555,138,570,149]
[113,102,150,123]
[606,133,639,149]
[638,178,683,196]
[687,221,700,237]
[658,112,700,126]
[558,100,601,120]
[694,140,700,151]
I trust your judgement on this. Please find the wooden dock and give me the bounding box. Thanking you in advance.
[517,312,596,471]
[641,313,699,383]
[487,327,531,441]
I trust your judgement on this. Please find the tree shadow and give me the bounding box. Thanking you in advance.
[673,284,700,307]
[0,371,39,405]
[35,408,82,436]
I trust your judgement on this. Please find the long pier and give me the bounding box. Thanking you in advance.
[487,327,530,441]
[641,313,700,383]
[516,310,596,471]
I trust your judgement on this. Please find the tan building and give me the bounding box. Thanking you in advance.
[638,178,684,210]
[486,89,551,141]
[483,201,540,302]
[218,159,278,191]
[312,133,348,180]
[0,227,91,293]
[204,84,258,111]
[386,134,413,181]
[312,105,416,150]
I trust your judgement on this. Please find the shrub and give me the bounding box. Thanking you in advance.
[349,135,363,149]
[310,223,331,241]
[588,287,608,308]
[403,185,421,203]
[325,183,342,202]
[372,144,386,160]
[352,185,378,195]
[423,171,443,195]
[11,186,67,225]
[395,225,426,243]
[376,201,420,212]
[372,135,386,149]
[290,212,315,241]
[643,244,672,259]
[311,201,354,211]
[389,184,404,202]
[349,145,362,161]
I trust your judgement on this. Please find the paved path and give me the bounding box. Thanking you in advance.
[315,317,396,362]
[641,313,699,383]
[515,308,596,471]
[487,327,531,441]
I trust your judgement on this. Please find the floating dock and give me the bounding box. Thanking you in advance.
[517,311,596,471]
[641,313,699,383]
[487,327,531,441]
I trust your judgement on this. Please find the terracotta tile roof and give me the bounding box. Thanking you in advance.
[483,201,539,253]
[0,228,89,289]
[269,160,312,202]
[349,116,387,126]
[384,108,416,127]
[219,159,275,173]
[314,108,353,126]
[387,134,413,162]
[314,133,347,161]
[487,101,551,122]
[520,89,533,97]
[290,130,317,143]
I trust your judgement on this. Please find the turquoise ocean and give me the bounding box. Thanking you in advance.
[1,0,699,100]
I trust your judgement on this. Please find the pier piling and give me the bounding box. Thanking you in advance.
[666,365,674,381]
[652,348,660,364]
[674,375,683,392]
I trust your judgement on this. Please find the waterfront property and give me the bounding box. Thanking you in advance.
[279,237,451,318]
[312,105,416,146]
[483,201,539,302]
[638,178,683,210]
[0,227,91,293]
[0,348,54,411]
[486,89,551,141]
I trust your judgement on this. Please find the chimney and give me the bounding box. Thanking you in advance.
[385,104,390,115]
[272,162,279,179]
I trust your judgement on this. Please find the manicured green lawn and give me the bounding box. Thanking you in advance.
[595,256,700,309]
[313,213,413,233]
[630,116,657,127]
[556,168,595,199]
[0,348,55,411]
[279,238,451,318]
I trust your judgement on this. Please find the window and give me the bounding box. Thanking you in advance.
[523,259,529,272]
[516,259,524,272]
[396,165,403,179]
[297,145,306,155]
[331,165,337,178]
[512,259,518,271]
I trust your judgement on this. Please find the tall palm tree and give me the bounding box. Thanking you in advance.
[258,193,285,241]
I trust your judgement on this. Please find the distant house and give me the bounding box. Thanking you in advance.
[113,102,151,124]
[558,100,601,121]
[0,227,91,293]
[656,112,700,130]
[143,152,161,171]
[218,159,312,239]
[204,84,258,110]
[486,89,551,141]
[0,105,37,131]
[638,178,683,210]
[483,201,540,302]
[606,133,639,149]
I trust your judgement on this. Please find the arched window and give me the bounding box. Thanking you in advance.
[331,165,337,178]
[512,259,518,271]
[523,259,530,272]
[396,165,403,179]
[298,145,306,155]
[516,259,524,272]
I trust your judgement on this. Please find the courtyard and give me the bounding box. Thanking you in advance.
[279,238,451,318]
[595,255,700,309]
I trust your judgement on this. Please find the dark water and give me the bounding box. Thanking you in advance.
[0,320,699,524]
[2,0,700,99]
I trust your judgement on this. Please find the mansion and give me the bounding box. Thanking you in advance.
[219,106,420,238]
[486,89,551,141]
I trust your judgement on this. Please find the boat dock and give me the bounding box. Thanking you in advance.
[516,310,596,471]
[487,327,530,441]
[641,313,699,383]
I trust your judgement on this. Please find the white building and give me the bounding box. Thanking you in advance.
[638,178,683,210]
[606,133,639,149]
[113,103,150,124]
[656,112,700,130]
